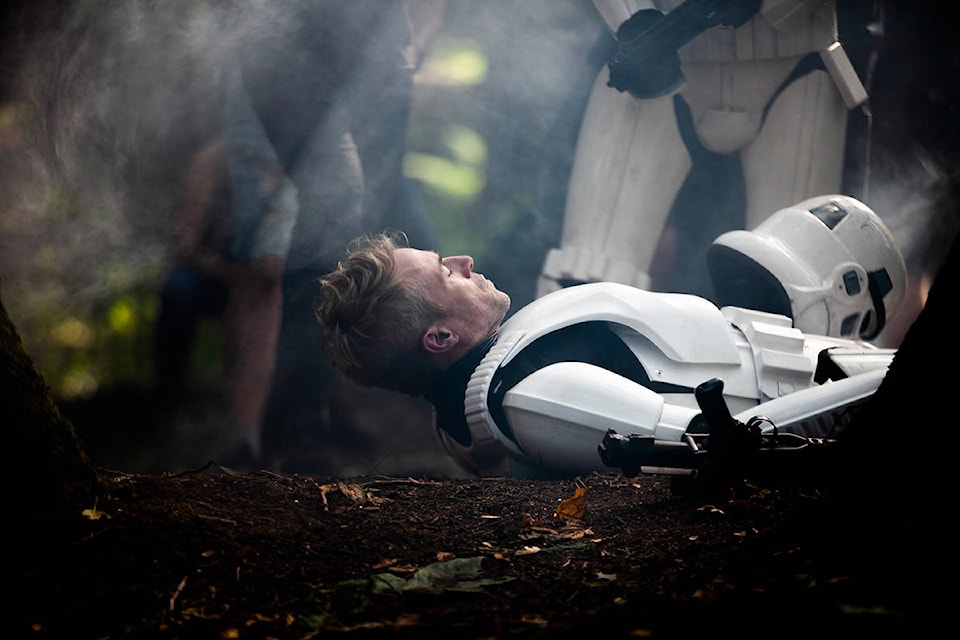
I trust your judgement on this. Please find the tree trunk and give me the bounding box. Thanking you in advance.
[3,282,102,516]
[826,226,957,613]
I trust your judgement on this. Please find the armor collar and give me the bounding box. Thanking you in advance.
[424,333,498,445]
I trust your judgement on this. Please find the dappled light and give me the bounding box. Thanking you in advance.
[403,150,485,198]
[415,37,488,86]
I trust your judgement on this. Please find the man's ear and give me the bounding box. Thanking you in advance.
[423,324,460,354]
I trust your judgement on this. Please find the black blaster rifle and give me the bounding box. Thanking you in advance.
[597,378,840,489]
[607,0,762,99]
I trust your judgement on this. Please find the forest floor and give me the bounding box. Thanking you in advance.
[23,397,944,639]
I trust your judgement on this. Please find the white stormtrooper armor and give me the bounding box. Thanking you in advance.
[538,0,867,297]
[438,195,902,479]
[709,194,908,340]
[436,282,894,478]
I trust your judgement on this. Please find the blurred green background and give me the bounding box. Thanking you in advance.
[0,0,606,404]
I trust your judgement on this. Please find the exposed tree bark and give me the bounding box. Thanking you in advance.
[826,225,958,614]
[839,229,957,486]
[3,282,102,516]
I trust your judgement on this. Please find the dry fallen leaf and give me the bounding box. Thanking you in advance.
[554,487,587,522]
[515,546,541,556]
[696,504,725,515]
[373,558,398,570]
[81,497,110,521]
[338,482,366,503]
[388,564,422,574]
[315,481,385,511]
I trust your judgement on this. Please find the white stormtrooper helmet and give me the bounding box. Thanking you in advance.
[707,195,907,340]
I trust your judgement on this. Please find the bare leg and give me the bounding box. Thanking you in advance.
[223,257,285,459]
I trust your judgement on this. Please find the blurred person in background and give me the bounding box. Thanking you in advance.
[154,0,446,470]
[153,85,295,469]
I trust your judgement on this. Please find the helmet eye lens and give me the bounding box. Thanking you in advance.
[872,269,893,298]
[840,313,860,336]
[809,202,848,229]
[842,270,862,296]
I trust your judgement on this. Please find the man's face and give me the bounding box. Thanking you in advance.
[393,248,511,344]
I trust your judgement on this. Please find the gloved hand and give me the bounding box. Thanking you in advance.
[606,0,761,100]
[606,9,684,99]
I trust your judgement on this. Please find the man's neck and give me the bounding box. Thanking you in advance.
[425,333,497,403]
[442,333,497,372]
[436,329,496,370]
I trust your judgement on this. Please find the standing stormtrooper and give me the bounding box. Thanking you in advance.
[538,0,868,297]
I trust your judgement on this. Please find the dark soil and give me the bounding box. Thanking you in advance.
[22,457,943,639]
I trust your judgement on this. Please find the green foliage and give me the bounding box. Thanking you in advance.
[23,284,161,399]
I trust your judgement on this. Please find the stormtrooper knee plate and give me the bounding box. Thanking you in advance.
[538,70,690,297]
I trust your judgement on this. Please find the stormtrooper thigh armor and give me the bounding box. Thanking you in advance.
[539,0,856,297]
[538,71,690,296]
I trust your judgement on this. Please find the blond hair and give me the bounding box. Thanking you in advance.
[314,232,444,395]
